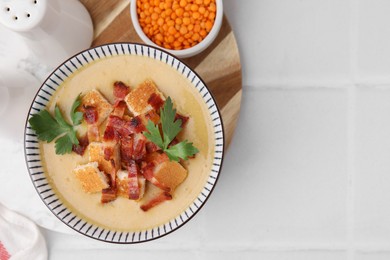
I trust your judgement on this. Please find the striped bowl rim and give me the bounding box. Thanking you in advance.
[24,42,225,243]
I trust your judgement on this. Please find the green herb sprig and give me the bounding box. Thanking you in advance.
[143,97,199,161]
[29,94,83,155]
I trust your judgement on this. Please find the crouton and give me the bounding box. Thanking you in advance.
[153,161,187,191]
[88,142,121,175]
[87,124,100,142]
[73,162,109,193]
[124,80,165,116]
[82,89,113,125]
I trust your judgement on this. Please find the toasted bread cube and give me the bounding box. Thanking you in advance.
[116,170,146,199]
[82,89,113,125]
[73,162,109,193]
[116,170,128,197]
[124,80,165,116]
[88,142,121,175]
[154,161,187,191]
[87,124,100,142]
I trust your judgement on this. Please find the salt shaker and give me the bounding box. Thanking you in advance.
[0,0,94,67]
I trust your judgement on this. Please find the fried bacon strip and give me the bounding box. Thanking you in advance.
[121,134,147,164]
[129,116,146,133]
[132,134,146,161]
[147,93,164,111]
[146,141,160,153]
[103,125,116,141]
[111,101,127,118]
[139,110,160,126]
[127,161,140,200]
[83,106,98,124]
[105,115,146,139]
[113,81,130,104]
[175,113,189,127]
[120,136,134,163]
[140,192,172,212]
[101,187,117,203]
[72,134,89,156]
[83,106,100,142]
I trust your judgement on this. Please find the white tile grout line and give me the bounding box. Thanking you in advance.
[243,84,352,91]
[346,85,356,260]
[244,81,390,90]
[347,0,359,258]
[244,79,353,89]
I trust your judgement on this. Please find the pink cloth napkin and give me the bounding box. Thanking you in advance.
[0,203,47,260]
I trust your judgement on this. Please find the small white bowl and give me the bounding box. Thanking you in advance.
[130,0,223,58]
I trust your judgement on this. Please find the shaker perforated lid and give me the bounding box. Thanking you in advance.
[0,0,47,32]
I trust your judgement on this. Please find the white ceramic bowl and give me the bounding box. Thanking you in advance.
[130,0,223,58]
[24,43,224,243]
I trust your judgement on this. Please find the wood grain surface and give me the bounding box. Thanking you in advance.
[80,0,242,147]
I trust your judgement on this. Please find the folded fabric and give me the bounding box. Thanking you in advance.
[0,203,47,260]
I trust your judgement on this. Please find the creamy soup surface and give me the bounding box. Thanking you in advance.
[40,55,214,231]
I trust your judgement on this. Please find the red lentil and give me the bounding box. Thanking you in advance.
[137,0,216,50]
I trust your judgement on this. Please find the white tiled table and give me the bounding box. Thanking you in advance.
[2,0,390,259]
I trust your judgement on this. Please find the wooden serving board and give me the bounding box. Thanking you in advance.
[80,0,242,148]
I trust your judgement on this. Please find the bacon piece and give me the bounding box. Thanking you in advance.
[72,134,89,155]
[168,137,180,147]
[127,161,140,200]
[147,93,165,111]
[146,141,160,153]
[104,147,114,161]
[105,115,145,139]
[101,187,117,203]
[175,113,189,127]
[111,101,127,118]
[129,116,146,133]
[83,106,98,124]
[105,116,132,137]
[103,125,118,141]
[116,169,146,200]
[83,106,100,141]
[121,134,147,163]
[139,110,160,126]
[121,135,134,163]
[140,191,172,211]
[141,162,170,192]
[113,81,130,102]
[133,134,146,161]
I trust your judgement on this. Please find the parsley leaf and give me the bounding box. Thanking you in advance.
[70,93,83,125]
[165,140,199,161]
[54,105,73,130]
[29,95,83,155]
[29,110,67,142]
[55,134,74,155]
[144,120,164,149]
[160,97,182,149]
[143,96,199,162]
